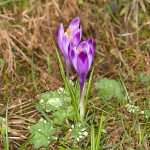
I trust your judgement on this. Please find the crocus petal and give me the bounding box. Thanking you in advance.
[78,41,89,51]
[62,32,69,58]
[87,38,95,55]
[86,38,95,69]
[72,27,82,47]
[77,51,89,76]
[69,45,77,71]
[69,17,80,29]
[57,23,64,53]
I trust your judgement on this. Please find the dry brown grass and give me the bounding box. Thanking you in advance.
[0,0,150,149]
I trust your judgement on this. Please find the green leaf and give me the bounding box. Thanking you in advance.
[0,117,4,123]
[17,134,34,150]
[104,1,121,14]
[104,1,121,25]
[0,0,21,6]
[29,119,55,149]
[39,90,70,112]
[95,114,103,150]
[138,72,150,86]
[91,124,95,150]
[34,100,51,123]
[0,24,6,30]
[119,6,128,17]
[84,68,94,118]
[127,148,134,150]
[52,106,74,124]
[144,109,150,118]
[65,77,80,121]
[53,41,67,89]
[94,78,124,101]
[26,0,40,14]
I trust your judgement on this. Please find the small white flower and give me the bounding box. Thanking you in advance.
[83,131,88,136]
[40,118,44,121]
[79,135,83,139]
[40,99,44,103]
[38,129,41,131]
[60,87,64,91]
[71,125,74,128]
[77,138,80,141]
[141,111,144,114]
[81,128,86,132]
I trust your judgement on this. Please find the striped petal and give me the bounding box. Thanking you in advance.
[72,27,82,47]
[69,17,80,29]
[62,32,69,58]
[57,23,64,54]
[69,45,77,71]
[77,51,89,76]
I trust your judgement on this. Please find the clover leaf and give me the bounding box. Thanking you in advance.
[29,118,55,149]
[138,72,150,86]
[39,90,69,112]
[94,78,124,101]
[52,106,74,124]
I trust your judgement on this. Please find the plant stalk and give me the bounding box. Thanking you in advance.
[79,76,86,120]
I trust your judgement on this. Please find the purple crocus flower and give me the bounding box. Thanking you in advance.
[57,17,82,80]
[69,38,95,119]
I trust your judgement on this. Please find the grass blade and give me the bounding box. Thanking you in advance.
[106,5,120,25]
[47,53,52,74]
[17,134,35,150]
[66,77,80,122]
[139,118,148,144]
[53,41,80,121]
[74,77,80,93]
[26,0,40,14]
[5,94,12,150]
[12,114,36,123]
[84,67,94,118]
[53,41,67,89]
[91,124,95,150]
[95,114,104,150]
[33,100,51,122]
[31,54,38,93]
[121,111,130,138]
[0,0,22,6]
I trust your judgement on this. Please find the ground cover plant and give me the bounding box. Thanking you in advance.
[0,0,150,149]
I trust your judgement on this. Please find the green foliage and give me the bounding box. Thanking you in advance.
[39,88,70,112]
[94,78,124,101]
[53,41,80,121]
[143,109,150,118]
[0,116,4,123]
[0,117,10,135]
[52,106,74,124]
[138,72,150,86]
[104,1,121,14]
[70,122,88,142]
[125,103,139,114]
[29,118,55,149]
[119,6,128,17]
[38,88,76,124]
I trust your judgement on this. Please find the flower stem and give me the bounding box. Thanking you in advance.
[66,59,70,81]
[79,76,86,120]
